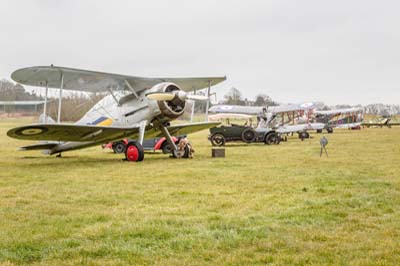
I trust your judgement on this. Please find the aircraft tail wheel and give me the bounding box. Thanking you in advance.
[125,141,144,162]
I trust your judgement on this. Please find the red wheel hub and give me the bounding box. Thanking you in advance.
[126,145,139,161]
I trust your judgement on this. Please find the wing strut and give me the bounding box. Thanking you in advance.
[124,80,139,99]
[107,86,119,104]
[57,72,64,123]
[190,89,196,122]
[43,82,48,123]
[205,80,211,122]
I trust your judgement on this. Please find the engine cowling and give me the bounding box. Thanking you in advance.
[148,82,186,119]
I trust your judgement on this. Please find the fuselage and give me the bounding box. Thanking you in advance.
[48,83,184,154]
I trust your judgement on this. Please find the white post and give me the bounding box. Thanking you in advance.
[205,80,211,122]
[43,82,48,123]
[57,73,64,123]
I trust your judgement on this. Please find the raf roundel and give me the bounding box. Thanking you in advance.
[220,106,234,111]
[16,126,48,136]
[300,102,314,108]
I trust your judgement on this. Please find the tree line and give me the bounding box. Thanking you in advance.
[222,87,279,106]
[0,79,103,121]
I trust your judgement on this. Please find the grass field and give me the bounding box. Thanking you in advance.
[0,117,399,265]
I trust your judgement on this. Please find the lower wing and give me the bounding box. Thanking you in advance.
[7,121,220,142]
[7,123,142,142]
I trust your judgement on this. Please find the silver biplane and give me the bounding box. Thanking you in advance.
[314,107,364,133]
[7,66,226,161]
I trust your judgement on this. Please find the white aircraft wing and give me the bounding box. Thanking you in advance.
[315,107,363,116]
[277,123,325,134]
[11,66,226,93]
[209,103,315,115]
[208,113,253,121]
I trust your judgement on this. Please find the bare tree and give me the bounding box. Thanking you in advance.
[223,87,244,105]
[254,94,278,106]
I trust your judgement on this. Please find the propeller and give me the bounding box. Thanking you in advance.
[146,91,209,102]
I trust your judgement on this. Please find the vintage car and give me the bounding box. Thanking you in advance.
[103,135,185,154]
[208,124,280,146]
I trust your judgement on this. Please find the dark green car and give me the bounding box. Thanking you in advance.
[208,124,280,146]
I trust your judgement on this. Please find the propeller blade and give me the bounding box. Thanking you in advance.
[146,93,175,101]
[186,95,209,101]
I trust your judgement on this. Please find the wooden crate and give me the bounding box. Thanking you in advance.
[211,148,225,158]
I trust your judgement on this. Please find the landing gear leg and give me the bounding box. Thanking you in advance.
[124,120,146,162]
[56,153,62,158]
[159,124,179,158]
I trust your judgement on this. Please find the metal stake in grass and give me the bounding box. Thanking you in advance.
[320,136,328,157]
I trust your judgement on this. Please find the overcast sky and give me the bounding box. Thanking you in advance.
[1,0,399,105]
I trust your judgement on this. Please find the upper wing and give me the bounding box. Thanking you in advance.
[11,66,226,93]
[209,113,253,121]
[7,123,142,142]
[268,103,315,113]
[209,105,263,115]
[209,103,315,115]
[315,108,363,116]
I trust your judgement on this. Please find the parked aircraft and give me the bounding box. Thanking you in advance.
[314,107,364,133]
[7,66,226,161]
[362,116,400,128]
[208,103,325,139]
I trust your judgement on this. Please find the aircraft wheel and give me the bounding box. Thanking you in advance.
[264,132,277,145]
[299,132,309,140]
[112,141,126,154]
[327,127,333,134]
[241,128,256,143]
[125,141,144,162]
[210,133,225,146]
[274,135,281,145]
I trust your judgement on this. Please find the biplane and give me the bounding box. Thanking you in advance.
[7,66,226,161]
[362,116,400,128]
[314,107,364,133]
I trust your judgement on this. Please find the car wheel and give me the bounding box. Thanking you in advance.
[210,133,225,146]
[241,128,256,143]
[112,141,126,154]
[161,142,172,154]
[264,132,277,145]
[274,135,281,145]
